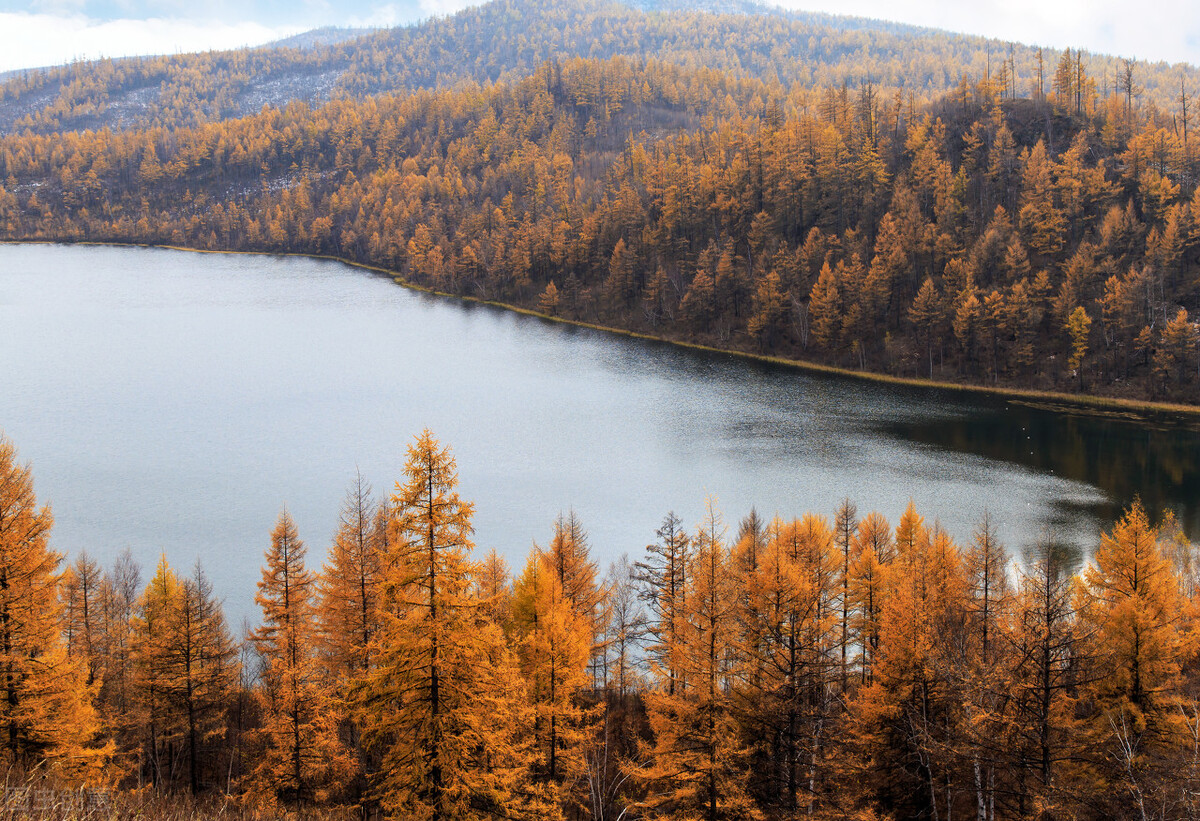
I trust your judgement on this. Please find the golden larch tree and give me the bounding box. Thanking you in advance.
[131,554,181,787]
[636,512,691,697]
[1074,501,1194,815]
[317,472,385,791]
[1007,541,1080,817]
[851,508,967,820]
[356,430,530,820]
[848,511,893,684]
[641,498,756,821]
[543,511,608,689]
[61,552,104,685]
[0,434,106,780]
[252,510,350,807]
[319,472,384,680]
[166,564,237,794]
[98,549,141,773]
[737,515,829,814]
[476,548,513,629]
[510,547,593,812]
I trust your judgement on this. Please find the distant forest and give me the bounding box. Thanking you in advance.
[3,426,1200,820]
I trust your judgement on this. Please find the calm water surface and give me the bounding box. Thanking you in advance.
[1,245,1196,621]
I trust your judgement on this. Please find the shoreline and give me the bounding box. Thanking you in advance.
[10,238,1200,425]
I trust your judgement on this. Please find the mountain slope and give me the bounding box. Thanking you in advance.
[0,0,1194,136]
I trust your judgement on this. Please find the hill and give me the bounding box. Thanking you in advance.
[0,0,1196,137]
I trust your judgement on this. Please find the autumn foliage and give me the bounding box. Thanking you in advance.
[4,425,1200,819]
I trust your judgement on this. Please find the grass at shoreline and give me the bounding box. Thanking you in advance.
[10,238,1200,425]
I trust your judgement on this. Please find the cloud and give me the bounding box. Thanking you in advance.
[0,12,303,72]
[416,0,481,18]
[340,1,426,27]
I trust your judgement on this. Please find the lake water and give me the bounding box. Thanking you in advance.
[1,244,1196,623]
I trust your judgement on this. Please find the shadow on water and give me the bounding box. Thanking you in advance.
[882,398,1200,539]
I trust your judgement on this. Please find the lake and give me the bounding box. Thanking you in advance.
[1,244,1196,622]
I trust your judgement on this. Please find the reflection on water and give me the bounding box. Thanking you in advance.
[884,398,1200,538]
[0,244,1193,621]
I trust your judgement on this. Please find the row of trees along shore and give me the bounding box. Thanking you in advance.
[2,428,1200,819]
[3,54,1200,402]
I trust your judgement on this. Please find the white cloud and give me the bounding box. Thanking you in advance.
[777,0,1200,66]
[341,2,421,27]
[415,0,481,20]
[0,12,303,72]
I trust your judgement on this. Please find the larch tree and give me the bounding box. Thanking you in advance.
[730,510,767,715]
[586,559,644,821]
[737,515,828,814]
[637,512,692,698]
[319,471,384,681]
[641,498,755,821]
[852,506,967,820]
[1018,141,1066,260]
[132,555,181,787]
[0,434,106,779]
[99,549,141,771]
[747,269,788,350]
[1154,307,1199,389]
[848,511,893,684]
[961,515,1013,821]
[476,548,513,630]
[168,564,237,794]
[602,554,643,699]
[356,430,530,821]
[834,498,859,693]
[772,513,842,809]
[1074,501,1193,815]
[1066,306,1092,389]
[61,551,104,685]
[252,510,350,807]
[808,260,842,350]
[1076,502,1187,720]
[317,472,385,786]
[1008,541,1080,817]
[543,511,607,689]
[510,548,593,811]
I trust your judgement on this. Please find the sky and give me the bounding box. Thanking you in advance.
[0,0,1196,73]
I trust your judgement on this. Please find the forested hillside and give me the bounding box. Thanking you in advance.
[3,427,1200,819]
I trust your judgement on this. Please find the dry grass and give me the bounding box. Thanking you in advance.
[0,773,358,820]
